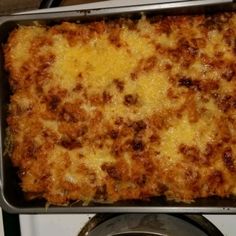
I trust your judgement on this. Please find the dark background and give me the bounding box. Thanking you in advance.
[0,0,104,15]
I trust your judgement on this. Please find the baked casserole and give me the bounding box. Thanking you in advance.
[4,12,236,205]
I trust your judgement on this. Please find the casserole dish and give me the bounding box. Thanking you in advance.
[1,1,236,213]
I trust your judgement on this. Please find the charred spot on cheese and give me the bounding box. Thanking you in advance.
[222,63,236,81]
[179,144,200,162]
[140,56,156,72]
[215,94,236,112]
[207,170,225,195]
[101,163,121,180]
[102,91,112,104]
[113,79,124,92]
[60,108,78,123]
[190,38,206,48]
[5,12,236,205]
[94,185,108,201]
[51,22,104,46]
[178,77,201,91]
[108,23,122,48]
[223,28,234,46]
[47,95,61,111]
[177,38,198,66]
[132,139,145,151]
[109,129,119,139]
[149,134,160,144]
[223,147,235,172]
[74,83,83,91]
[132,120,147,133]
[201,80,219,92]
[204,143,214,157]
[178,77,194,88]
[167,88,178,100]
[124,18,138,31]
[131,72,140,81]
[204,13,232,31]
[124,94,138,106]
[59,137,82,150]
[155,16,172,35]
[135,175,147,186]
[60,137,82,150]
[23,140,38,160]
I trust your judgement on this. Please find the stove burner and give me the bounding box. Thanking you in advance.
[110,233,163,236]
[78,214,223,236]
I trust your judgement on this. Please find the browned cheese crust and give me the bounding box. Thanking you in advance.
[4,12,236,205]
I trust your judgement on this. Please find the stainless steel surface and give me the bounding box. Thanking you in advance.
[0,3,236,213]
[78,214,223,236]
[2,0,235,17]
[60,0,109,7]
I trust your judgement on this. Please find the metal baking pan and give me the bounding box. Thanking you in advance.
[1,1,236,213]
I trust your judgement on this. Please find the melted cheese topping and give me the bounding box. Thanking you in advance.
[4,12,236,205]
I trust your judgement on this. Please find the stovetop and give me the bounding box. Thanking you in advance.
[1,209,236,235]
[19,213,236,236]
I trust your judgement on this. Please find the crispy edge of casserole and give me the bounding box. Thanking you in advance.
[3,12,236,205]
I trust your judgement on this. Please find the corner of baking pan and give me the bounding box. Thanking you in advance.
[0,193,19,214]
[0,16,9,29]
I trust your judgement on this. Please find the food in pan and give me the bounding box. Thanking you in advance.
[4,12,236,205]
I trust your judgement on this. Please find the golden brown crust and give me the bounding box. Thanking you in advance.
[4,12,236,205]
